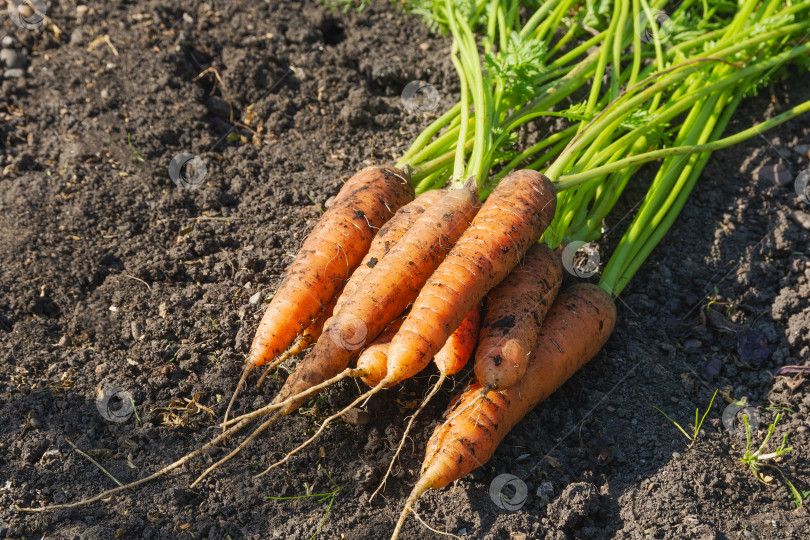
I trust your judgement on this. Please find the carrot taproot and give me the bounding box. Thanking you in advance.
[359,301,480,388]
[430,301,481,378]
[196,186,480,484]
[392,283,616,539]
[474,242,563,390]
[370,302,481,502]
[224,166,414,425]
[257,191,445,399]
[439,243,562,433]
[217,313,402,433]
[255,170,554,477]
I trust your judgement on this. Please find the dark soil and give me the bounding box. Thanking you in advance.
[1,1,808,539]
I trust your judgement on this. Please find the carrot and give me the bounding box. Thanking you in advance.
[354,316,405,388]
[254,190,443,389]
[255,288,341,388]
[370,302,481,502]
[196,186,480,484]
[224,166,414,425]
[385,169,556,386]
[430,302,481,379]
[334,190,445,314]
[217,312,402,434]
[248,166,413,368]
[439,243,562,434]
[474,242,563,390]
[392,283,616,539]
[255,169,554,477]
[359,302,480,388]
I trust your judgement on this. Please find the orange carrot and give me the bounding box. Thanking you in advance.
[248,166,413,369]
[392,283,616,539]
[359,302,481,387]
[224,167,414,425]
[474,242,563,390]
[255,288,341,388]
[432,302,481,378]
[254,190,443,390]
[384,170,556,386]
[355,316,405,388]
[334,190,444,314]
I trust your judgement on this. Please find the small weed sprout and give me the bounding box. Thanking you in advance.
[266,464,341,539]
[652,389,718,447]
[305,193,325,214]
[127,133,146,162]
[129,395,141,425]
[740,412,806,508]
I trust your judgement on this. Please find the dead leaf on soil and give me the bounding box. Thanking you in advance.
[705,308,742,333]
[395,398,419,412]
[87,448,114,460]
[87,35,119,57]
[152,393,215,428]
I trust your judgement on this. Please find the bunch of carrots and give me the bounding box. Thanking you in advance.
[18,0,810,537]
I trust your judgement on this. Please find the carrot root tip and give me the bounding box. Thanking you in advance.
[223,364,255,430]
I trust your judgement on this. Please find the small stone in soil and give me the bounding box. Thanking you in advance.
[684,339,702,351]
[537,481,554,497]
[756,162,793,186]
[794,144,810,158]
[249,291,261,304]
[0,49,26,69]
[343,408,371,425]
[131,321,143,340]
[789,210,810,230]
[3,68,25,79]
